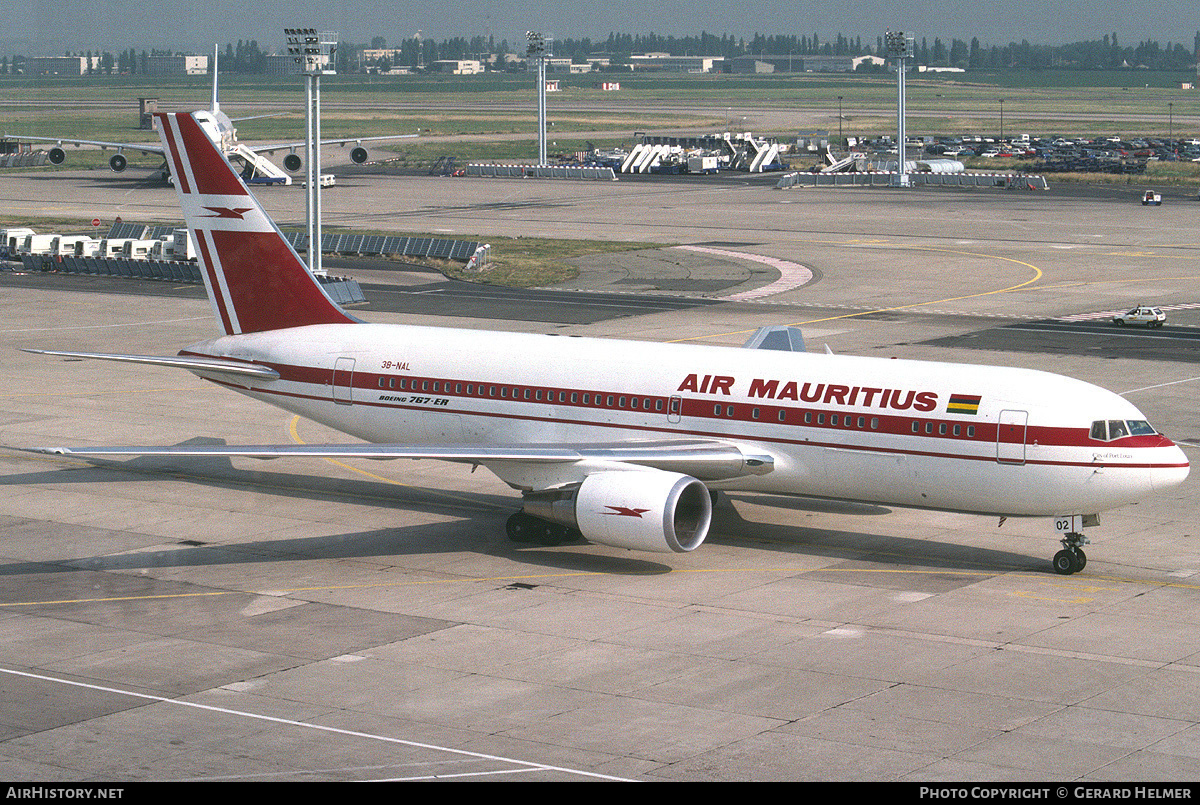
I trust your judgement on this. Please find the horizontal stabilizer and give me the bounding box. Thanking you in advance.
[21,349,279,379]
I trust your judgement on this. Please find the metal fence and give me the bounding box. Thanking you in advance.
[280,231,482,260]
[466,164,618,180]
[776,171,1048,190]
[19,253,366,304]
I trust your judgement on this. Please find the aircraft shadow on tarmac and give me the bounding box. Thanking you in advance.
[4,439,1045,581]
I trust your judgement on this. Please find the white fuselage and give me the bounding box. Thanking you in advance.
[182,322,1190,518]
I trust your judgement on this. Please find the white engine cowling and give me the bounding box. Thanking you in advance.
[527,470,712,553]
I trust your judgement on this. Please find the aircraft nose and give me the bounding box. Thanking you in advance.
[1152,444,1190,492]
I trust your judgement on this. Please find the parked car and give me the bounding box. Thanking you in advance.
[1142,190,1162,205]
[1112,306,1166,327]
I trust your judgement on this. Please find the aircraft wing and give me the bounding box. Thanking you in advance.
[31,439,774,484]
[250,133,418,156]
[10,134,164,156]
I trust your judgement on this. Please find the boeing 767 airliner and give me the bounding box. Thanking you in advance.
[25,111,1190,575]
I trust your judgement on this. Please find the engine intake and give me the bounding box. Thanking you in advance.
[283,153,302,172]
[48,147,66,165]
[350,146,368,164]
[109,153,127,172]
[523,470,711,553]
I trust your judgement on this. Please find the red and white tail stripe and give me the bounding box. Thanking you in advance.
[156,112,356,336]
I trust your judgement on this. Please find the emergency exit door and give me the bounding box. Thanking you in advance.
[996,409,1028,465]
[332,357,355,405]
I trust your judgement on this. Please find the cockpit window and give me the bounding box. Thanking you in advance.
[1090,419,1157,441]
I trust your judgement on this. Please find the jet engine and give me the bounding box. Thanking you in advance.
[521,470,712,553]
[48,147,66,164]
[109,153,127,172]
[350,146,368,164]
[283,153,302,172]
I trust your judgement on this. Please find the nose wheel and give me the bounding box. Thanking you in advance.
[1052,532,1089,575]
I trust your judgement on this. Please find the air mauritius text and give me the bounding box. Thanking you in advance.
[678,373,938,412]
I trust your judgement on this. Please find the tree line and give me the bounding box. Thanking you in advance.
[2,31,1198,75]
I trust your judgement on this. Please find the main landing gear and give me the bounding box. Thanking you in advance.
[1052,531,1089,575]
[505,511,581,547]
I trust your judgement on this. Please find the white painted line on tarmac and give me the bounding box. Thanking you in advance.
[0,666,635,782]
[672,245,814,300]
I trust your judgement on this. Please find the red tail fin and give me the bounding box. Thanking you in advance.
[156,111,357,335]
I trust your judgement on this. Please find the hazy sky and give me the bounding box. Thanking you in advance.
[2,0,1194,55]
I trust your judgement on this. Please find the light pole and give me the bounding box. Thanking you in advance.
[286,27,337,277]
[999,99,1004,141]
[1168,101,1173,140]
[884,29,912,187]
[527,31,550,166]
[837,95,843,140]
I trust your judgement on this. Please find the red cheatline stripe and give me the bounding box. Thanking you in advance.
[177,352,1183,456]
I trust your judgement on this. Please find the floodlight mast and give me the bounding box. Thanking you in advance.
[285,27,337,276]
[885,30,913,188]
[527,32,550,166]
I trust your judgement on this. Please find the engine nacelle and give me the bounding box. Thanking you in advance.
[48,147,66,165]
[524,470,711,553]
[109,153,127,172]
[283,153,302,172]
[350,146,368,164]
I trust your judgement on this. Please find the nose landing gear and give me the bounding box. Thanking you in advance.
[1052,531,1090,575]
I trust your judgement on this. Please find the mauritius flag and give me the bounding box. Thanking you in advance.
[947,394,982,415]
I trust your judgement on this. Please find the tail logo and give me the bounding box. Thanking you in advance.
[202,206,254,220]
